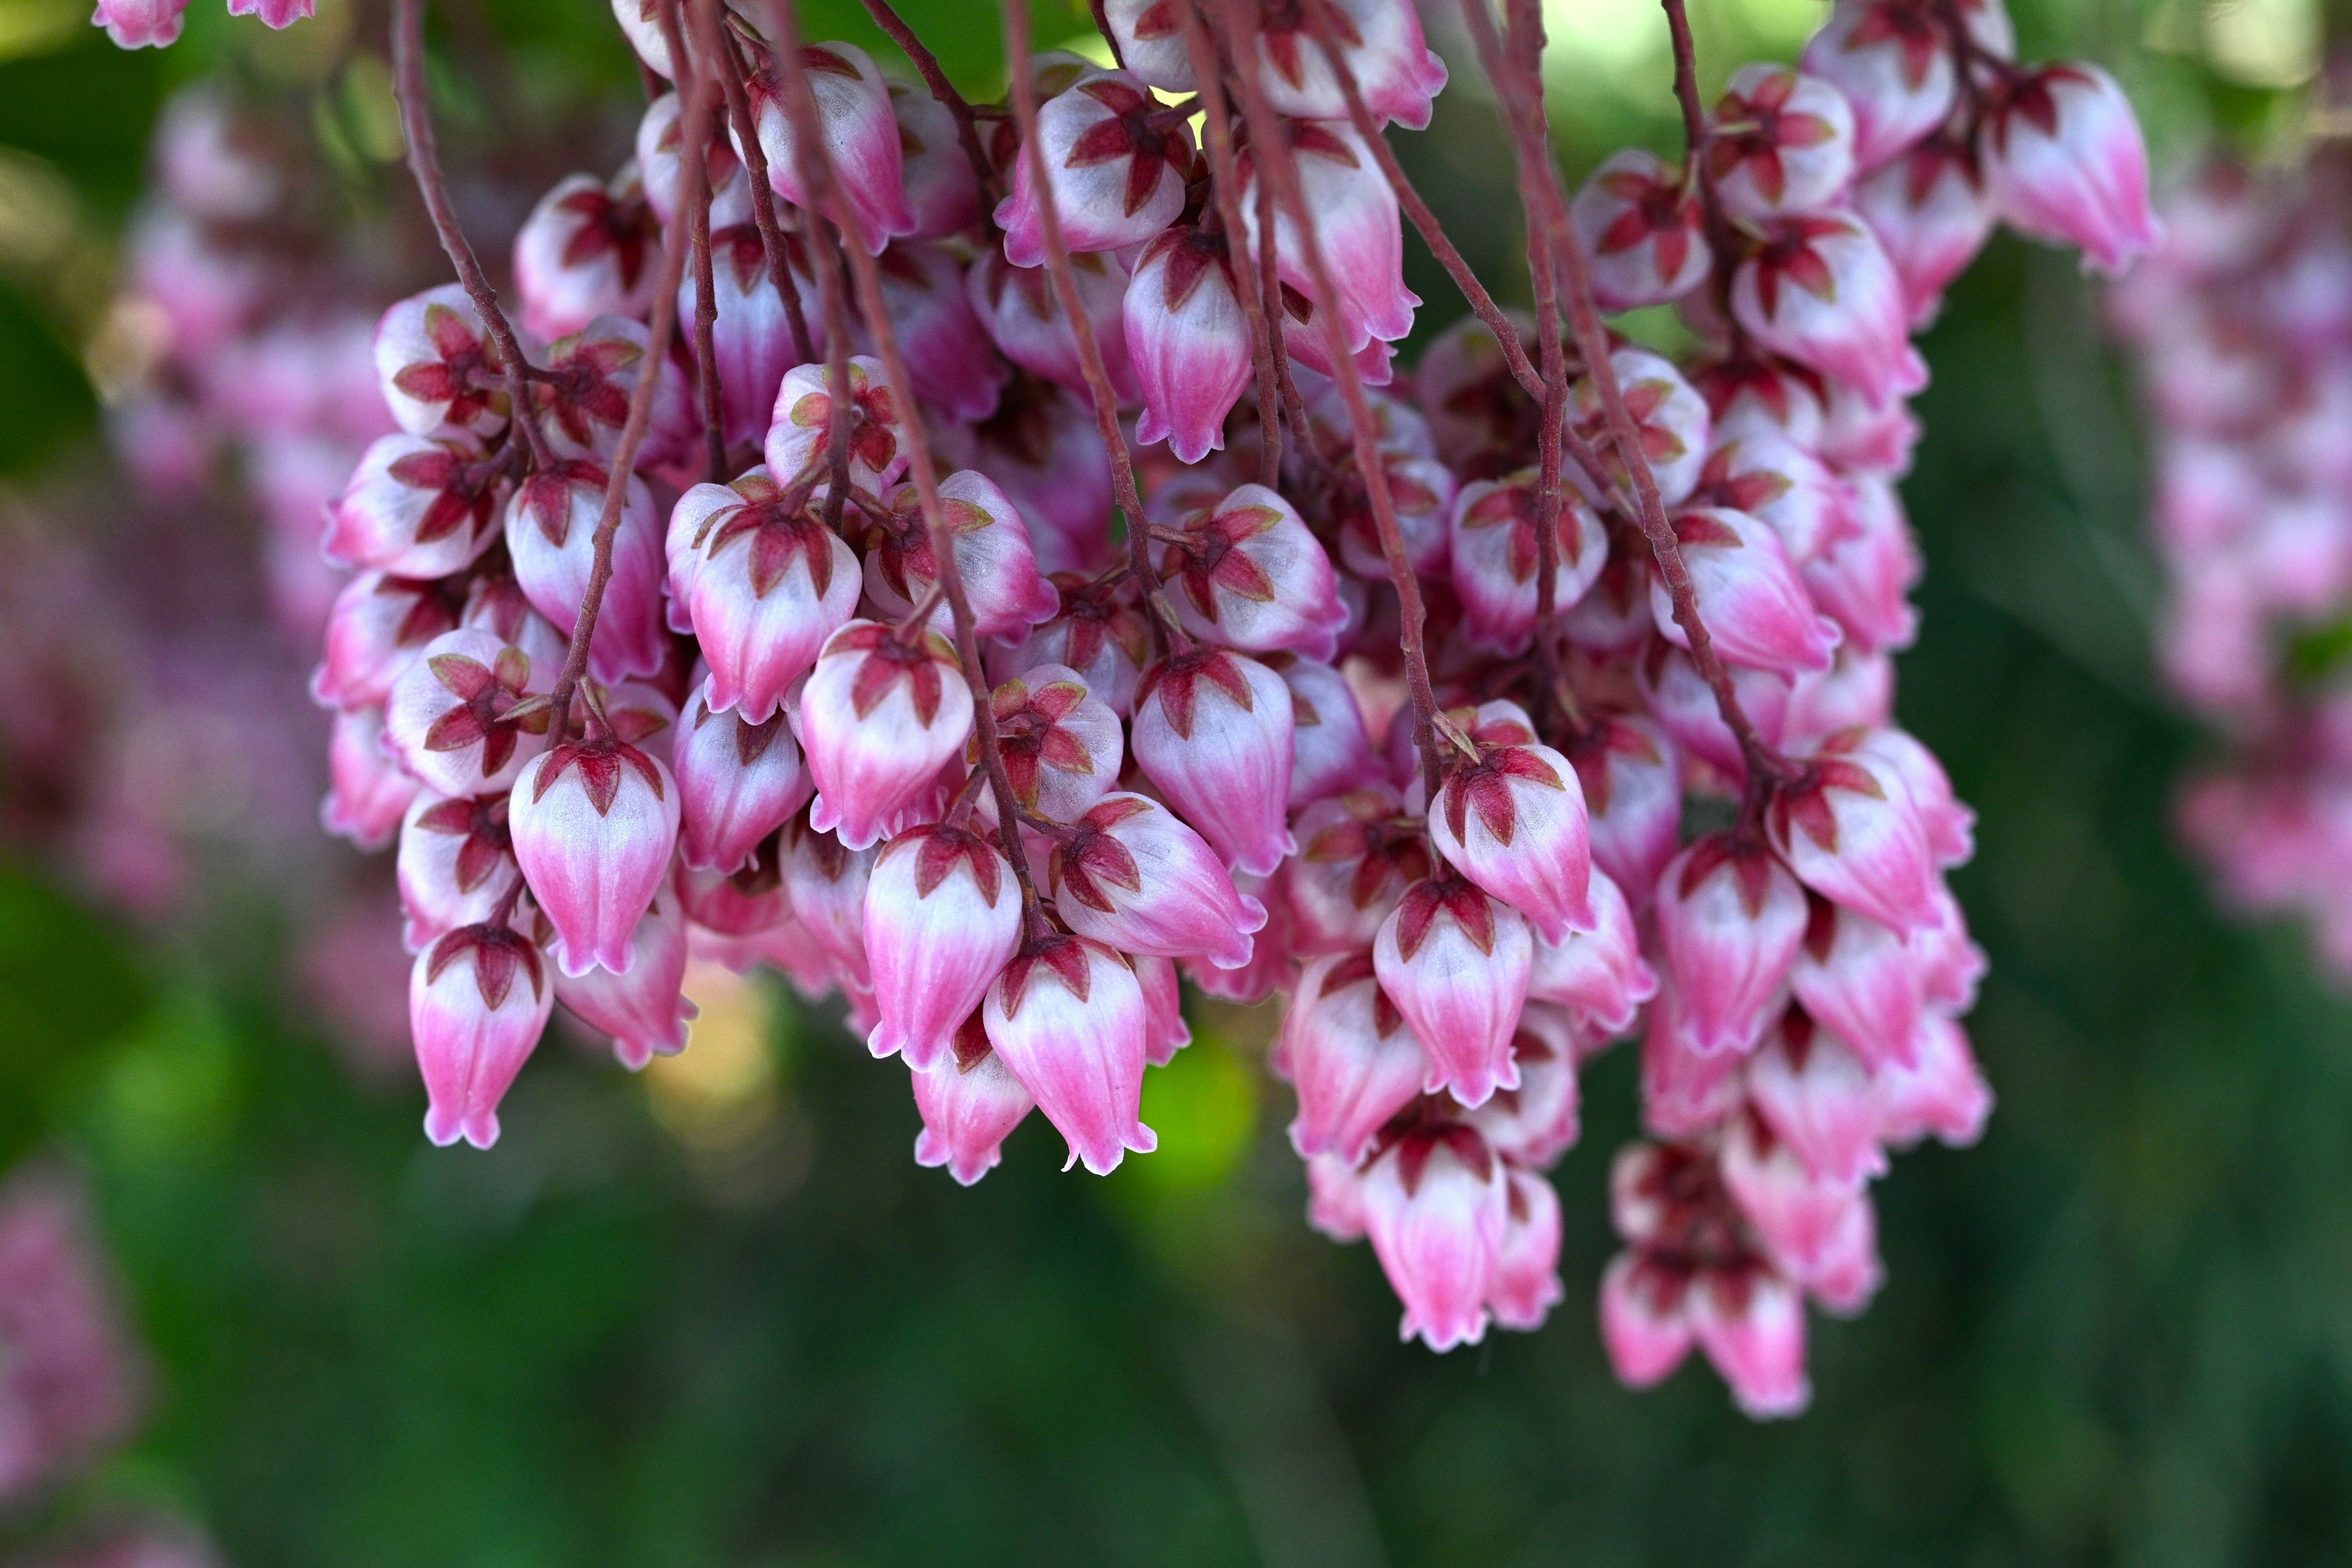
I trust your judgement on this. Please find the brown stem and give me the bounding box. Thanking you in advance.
[679,10,729,482]
[1253,168,1316,469]
[391,0,552,472]
[1175,7,1283,489]
[1468,0,1787,795]
[1205,0,1444,794]
[546,0,714,742]
[1657,0,1751,353]
[698,0,816,366]
[853,0,1001,213]
[1513,28,1568,726]
[764,0,1043,913]
[1000,0,1175,630]
[1089,0,1129,67]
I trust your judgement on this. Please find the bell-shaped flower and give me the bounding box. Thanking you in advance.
[1719,1109,1865,1293]
[1687,431,1853,567]
[1286,785,1431,954]
[1137,952,1191,1065]
[398,790,521,952]
[1306,1151,1370,1241]
[797,621,974,851]
[1570,347,1713,507]
[1691,350,1830,450]
[858,242,1009,424]
[1052,793,1267,967]
[1279,952,1427,1164]
[997,573,1152,714]
[891,81,982,241]
[984,934,1155,1175]
[1689,1260,1812,1418]
[1245,0,1449,128]
[858,470,1059,643]
[1856,726,1973,865]
[978,664,1122,826]
[1730,211,1920,407]
[1706,65,1856,222]
[313,571,463,712]
[374,285,510,440]
[1651,506,1842,674]
[995,69,1193,266]
[764,354,909,494]
[553,874,696,1068]
[324,705,422,851]
[1127,225,1253,464]
[1599,1250,1698,1389]
[95,0,190,48]
[1528,868,1657,1033]
[1563,715,1683,908]
[512,168,655,341]
[1159,483,1348,660]
[1784,649,1896,753]
[780,818,876,987]
[1488,1167,1566,1332]
[1766,738,1939,933]
[1875,1012,1992,1147]
[508,730,682,978]
[1466,1004,1583,1166]
[911,1015,1035,1184]
[748,40,914,254]
[1654,832,1808,1055]
[530,315,678,462]
[1242,119,1418,355]
[1746,1010,1887,1185]
[1854,133,1996,327]
[1640,984,1749,1134]
[1374,876,1533,1109]
[1572,149,1712,312]
[1815,371,1921,473]
[324,435,502,578]
[638,89,748,227]
[505,460,669,684]
[1362,1123,1507,1351]
[864,825,1023,1070]
[1789,893,1923,1070]
[679,837,790,937]
[1800,0,1958,172]
[1427,701,1594,941]
[410,921,553,1150]
[1448,472,1610,655]
[696,223,800,451]
[1131,649,1296,875]
[383,629,552,798]
[673,679,809,873]
[1268,654,1380,809]
[1637,640,1792,785]
[682,470,862,722]
[1979,63,2162,276]
[967,250,1139,407]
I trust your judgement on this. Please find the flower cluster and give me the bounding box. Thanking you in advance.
[92,0,309,50]
[2110,153,2352,978]
[243,0,2157,1413]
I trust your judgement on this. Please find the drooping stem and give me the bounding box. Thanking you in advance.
[764,0,1043,911]
[1174,4,1283,489]
[1253,170,1316,470]
[1468,0,1789,794]
[546,0,714,741]
[854,0,1000,213]
[391,0,552,472]
[677,4,729,482]
[1517,47,1569,723]
[1000,0,1175,626]
[1205,0,1445,793]
[1657,0,1749,350]
[697,0,815,366]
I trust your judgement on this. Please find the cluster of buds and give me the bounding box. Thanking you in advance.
[2109,151,2352,978]
[205,0,2162,1414]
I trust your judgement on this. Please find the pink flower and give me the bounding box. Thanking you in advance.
[512,170,655,342]
[374,285,510,440]
[1651,506,1843,674]
[1427,701,1595,941]
[1788,893,1923,1070]
[1856,726,1974,865]
[1875,1013,1993,1147]
[1801,473,1920,654]
[1706,66,1857,222]
[1243,119,1419,355]
[1686,431,1853,567]
[508,732,681,977]
[396,790,521,952]
[1306,1150,1370,1240]
[1126,226,1252,464]
[748,40,914,254]
[1137,952,1192,1064]
[1286,784,1433,954]
[965,248,1140,405]
[1052,793,1266,967]
[312,571,462,712]
[780,819,876,988]
[1689,1261,1811,1417]
[1373,876,1532,1109]
[92,0,188,47]
[1730,211,1921,407]
[1654,832,1809,1055]
[322,705,421,851]
[224,0,314,26]
[1562,715,1683,909]
[1766,736,1939,933]
[858,470,1059,643]
[681,471,862,722]
[983,935,1155,1175]
[858,243,1009,425]
[892,81,982,241]
[409,921,554,1149]
[1744,1010,1887,1184]
[505,461,669,685]
[696,224,801,451]
[1641,984,1751,1133]
[1269,654,1381,809]
[1279,951,1427,1163]
[382,630,551,798]
[1980,63,2162,276]
[1528,867,1658,1032]
[672,680,809,873]
[1854,134,1996,327]
[1571,149,1712,312]
[529,316,670,462]
[995,69,1193,266]
[1361,1123,1507,1350]
[799,620,975,851]
[1465,1005,1583,1166]
[911,1016,1036,1184]
[638,91,747,228]
[1159,483,1347,660]
[1248,0,1449,129]
[1719,1109,1866,1286]
[764,355,909,493]
[324,435,501,578]
[1799,0,1958,172]
[1447,472,1611,655]
[1131,649,1296,875]
[553,873,696,1068]
[1571,347,1713,508]
[1599,1250,1698,1387]
[864,825,1023,1069]
[1488,1167,1566,1331]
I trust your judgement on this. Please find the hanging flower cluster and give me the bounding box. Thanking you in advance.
[118,0,2164,1414]
[2110,152,2352,978]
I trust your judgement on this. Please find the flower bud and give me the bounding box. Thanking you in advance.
[1572,149,1711,312]
[764,355,908,494]
[1980,63,2162,276]
[1279,952,1427,1163]
[398,790,521,952]
[1854,133,1996,328]
[682,471,862,722]
[1374,876,1532,1109]
[1706,66,1857,222]
[313,571,463,712]
[696,224,801,450]
[965,249,1139,404]
[673,679,809,873]
[864,825,1023,1069]
[323,704,421,851]
[1466,1004,1583,1166]
[1730,211,1921,408]
[1287,785,1431,954]
[780,817,876,987]
[983,935,1155,1175]
[1447,473,1611,655]
[1428,701,1594,941]
[1052,793,1266,967]
[374,285,510,440]
[1571,347,1712,508]
[1766,737,1938,933]
[892,81,982,241]
[1654,832,1809,1055]
[1242,120,1418,357]
[799,621,975,851]
[1160,483,1348,660]
[1745,1010,1887,1185]
[505,460,669,685]
[1131,649,1297,875]
[1652,505,1842,674]
[383,629,551,798]
[325,435,501,578]
[1800,0,1957,172]
[553,874,696,1068]
[1528,868,1657,1033]
[995,69,1193,266]
[1362,1124,1507,1350]
[1874,1012,1992,1147]
[859,470,1059,643]
[1127,226,1252,464]
[410,922,553,1150]
[911,1015,1035,1185]
[750,41,914,254]
[1788,893,1922,1070]
[1689,1261,1811,1418]
[509,733,682,977]
[94,0,189,47]
[512,169,655,342]
[1488,1167,1566,1331]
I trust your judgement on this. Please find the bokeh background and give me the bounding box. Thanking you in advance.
[0,0,2346,1561]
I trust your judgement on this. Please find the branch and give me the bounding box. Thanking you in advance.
[854,0,1001,214]
[682,21,729,482]
[698,0,816,366]
[1657,0,1750,352]
[391,0,552,472]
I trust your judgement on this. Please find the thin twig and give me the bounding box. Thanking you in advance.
[546,0,714,741]
[698,0,815,366]
[854,0,1001,213]
[1509,9,1568,727]
[391,0,552,472]
[679,4,729,483]
[1657,0,1750,352]
[764,0,1044,914]
[1206,0,1445,794]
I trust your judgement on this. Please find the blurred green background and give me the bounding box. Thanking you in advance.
[3,0,2350,1561]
